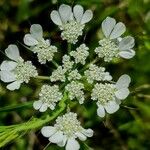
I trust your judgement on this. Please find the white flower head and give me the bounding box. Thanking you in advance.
[68,69,82,81]
[65,81,85,104]
[33,84,62,112]
[50,66,66,82]
[41,112,93,150]
[0,44,38,91]
[50,4,93,44]
[84,64,112,84]
[24,24,57,64]
[91,74,131,117]
[70,44,89,65]
[95,17,135,61]
[62,55,74,72]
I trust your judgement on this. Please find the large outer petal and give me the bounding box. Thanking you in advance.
[50,10,62,26]
[73,5,84,23]
[58,4,72,23]
[102,17,116,38]
[5,44,20,61]
[6,81,21,91]
[110,22,126,39]
[33,100,43,110]
[81,10,93,24]
[49,131,64,144]
[30,24,43,40]
[116,74,131,89]
[97,105,105,117]
[119,49,135,59]
[0,70,16,82]
[23,34,38,46]
[115,88,130,100]
[119,36,135,50]
[41,126,56,138]
[66,138,80,150]
[104,101,119,114]
[0,61,17,71]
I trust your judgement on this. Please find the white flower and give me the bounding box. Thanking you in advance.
[68,69,81,81]
[91,74,131,117]
[41,112,93,150]
[33,85,62,112]
[50,66,66,82]
[95,17,135,61]
[70,44,89,65]
[84,64,112,84]
[24,24,57,64]
[62,55,74,72]
[0,45,38,91]
[65,81,85,104]
[50,4,93,44]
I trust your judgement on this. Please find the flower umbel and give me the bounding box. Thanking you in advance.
[33,84,62,112]
[0,44,38,90]
[41,112,93,150]
[91,74,131,117]
[50,4,93,44]
[24,24,57,64]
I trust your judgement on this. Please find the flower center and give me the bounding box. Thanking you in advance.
[39,85,62,105]
[95,38,119,62]
[32,40,57,64]
[55,112,82,138]
[60,20,85,44]
[14,59,38,83]
[91,83,116,105]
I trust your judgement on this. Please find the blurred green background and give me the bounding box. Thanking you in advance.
[0,0,150,149]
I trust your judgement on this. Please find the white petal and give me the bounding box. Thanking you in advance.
[23,34,38,46]
[41,126,56,138]
[5,44,20,61]
[39,103,48,112]
[75,132,87,141]
[66,138,80,150]
[104,72,112,81]
[58,4,72,23]
[104,101,119,114]
[81,10,93,24]
[115,88,129,100]
[82,128,94,137]
[73,5,84,23]
[49,131,64,144]
[50,10,62,26]
[110,22,126,39]
[119,36,135,50]
[30,24,43,40]
[33,100,43,110]
[0,70,16,82]
[6,81,21,90]
[102,17,116,38]
[119,49,135,59]
[49,104,55,110]
[0,61,17,71]
[57,135,67,147]
[116,74,131,89]
[97,105,105,117]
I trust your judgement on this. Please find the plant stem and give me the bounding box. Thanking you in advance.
[52,60,59,68]
[34,76,50,80]
[68,43,72,54]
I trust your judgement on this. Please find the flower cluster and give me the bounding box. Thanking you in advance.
[50,4,93,44]
[33,85,62,112]
[95,17,135,62]
[0,45,38,90]
[0,3,136,150]
[24,24,57,64]
[41,112,93,150]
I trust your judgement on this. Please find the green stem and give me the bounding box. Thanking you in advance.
[52,60,59,68]
[34,76,50,80]
[68,43,72,54]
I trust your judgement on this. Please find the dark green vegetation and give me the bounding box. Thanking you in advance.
[0,0,150,149]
